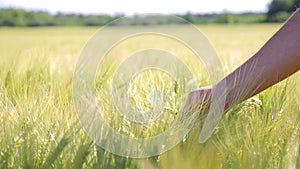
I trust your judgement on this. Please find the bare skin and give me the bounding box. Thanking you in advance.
[183,8,300,114]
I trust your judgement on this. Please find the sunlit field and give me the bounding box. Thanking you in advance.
[1,24,300,169]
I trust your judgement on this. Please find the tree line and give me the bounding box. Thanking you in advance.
[0,0,299,26]
[0,9,122,26]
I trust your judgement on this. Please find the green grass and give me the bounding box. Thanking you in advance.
[1,24,300,169]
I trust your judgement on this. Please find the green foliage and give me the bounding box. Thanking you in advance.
[4,4,300,26]
[0,8,269,27]
[267,11,291,22]
[0,9,54,26]
[180,12,266,24]
[217,12,237,24]
[266,0,300,22]
[0,8,120,26]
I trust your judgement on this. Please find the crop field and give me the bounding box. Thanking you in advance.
[1,24,300,169]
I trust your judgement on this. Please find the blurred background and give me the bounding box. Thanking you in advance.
[0,0,299,26]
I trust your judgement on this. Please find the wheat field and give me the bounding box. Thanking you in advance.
[1,24,300,169]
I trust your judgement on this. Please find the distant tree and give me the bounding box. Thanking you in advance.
[183,11,195,23]
[267,0,300,22]
[0,9,26,26]
[217,12,237,24]
[294,0,300,7]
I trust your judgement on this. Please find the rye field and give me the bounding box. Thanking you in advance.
[1,24,300,169]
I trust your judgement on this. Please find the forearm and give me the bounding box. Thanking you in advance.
[215,9,300,110]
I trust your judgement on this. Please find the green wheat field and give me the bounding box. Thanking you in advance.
[1,24,300,169]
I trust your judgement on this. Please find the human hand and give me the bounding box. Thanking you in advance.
[180,86,212,114]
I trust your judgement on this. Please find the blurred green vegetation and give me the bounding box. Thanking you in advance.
[267,0,300,22]
[0,0,299,27]
[0,8,268,26]
[0,9,121,26]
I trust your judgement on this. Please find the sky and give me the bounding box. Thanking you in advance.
[0,0,272,15]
